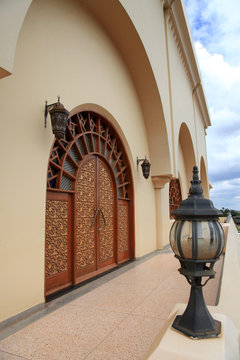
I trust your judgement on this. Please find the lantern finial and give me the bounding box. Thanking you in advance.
[189,166,203,197]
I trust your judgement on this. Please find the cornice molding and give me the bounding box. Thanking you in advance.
[164,4,191,84]
[163,0,211,129]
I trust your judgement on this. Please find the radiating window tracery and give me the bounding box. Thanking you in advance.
[47,111,131,200]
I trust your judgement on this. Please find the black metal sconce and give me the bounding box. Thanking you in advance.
[45,96,69,140]
[137,157,151,179]
[169,166,225,339]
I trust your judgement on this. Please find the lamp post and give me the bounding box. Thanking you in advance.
[169,166,225,339]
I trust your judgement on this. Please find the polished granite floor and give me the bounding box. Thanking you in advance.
[0,248,222,360]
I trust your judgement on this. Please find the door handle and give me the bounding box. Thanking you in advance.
[97,208,106,231]
[90,208,98,228]
[99,208,106,227]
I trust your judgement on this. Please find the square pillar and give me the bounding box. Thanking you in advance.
[152,175,172,249]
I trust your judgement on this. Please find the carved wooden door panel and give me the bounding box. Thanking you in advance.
[45,191,72,296]
[74,156,116,283]
[98,158,115,268]
[169,179,182,219]
[118,200,129,262]
[75,157,97,279]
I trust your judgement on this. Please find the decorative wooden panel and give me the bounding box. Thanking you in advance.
[99,160,114,263]
[169,179,182,219]
[118,203,128,253]
[76,158,96,269]
[45,199,68,277]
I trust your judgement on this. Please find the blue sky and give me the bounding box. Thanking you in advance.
[184,0,240,210]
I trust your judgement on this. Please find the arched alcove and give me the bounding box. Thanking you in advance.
[177,123,196,197]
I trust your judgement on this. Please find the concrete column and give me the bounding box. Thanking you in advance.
[152,175,172,249]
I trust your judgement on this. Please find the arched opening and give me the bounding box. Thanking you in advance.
[200,157,209,198]
[177,123,196,197]
[45,111,134,296]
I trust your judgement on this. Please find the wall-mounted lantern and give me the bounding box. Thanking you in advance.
[137,157,151,179]
[44,96,69,140]
[169,166,225,339]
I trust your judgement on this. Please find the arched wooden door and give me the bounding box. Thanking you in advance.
[45,111,134,296]
[75,156,116,280]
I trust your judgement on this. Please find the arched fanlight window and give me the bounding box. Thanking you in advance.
[47,111,131,200]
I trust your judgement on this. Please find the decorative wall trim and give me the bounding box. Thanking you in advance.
[165,7,192,84]
[163,0,210,128]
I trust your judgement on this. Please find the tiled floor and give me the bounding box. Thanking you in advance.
[0,248,223,360]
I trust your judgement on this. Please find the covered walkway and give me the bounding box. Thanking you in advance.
[0,247,222,360]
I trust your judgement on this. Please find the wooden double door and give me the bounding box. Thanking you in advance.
[45,155,127,296]
[75,156,116,278]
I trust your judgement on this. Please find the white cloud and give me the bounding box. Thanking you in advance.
[185,0,240,66]
[195,44,240,186]
[196,42,240,91]
[195,42,240,114]
[209,178,240,210]
[184,0,240,209]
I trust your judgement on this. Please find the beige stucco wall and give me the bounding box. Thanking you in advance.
[195,98,209,197]
[194,95,206,164]
[0,0,158,322]
[0,0,210,181]
[155,182,173,249]
[0,0,211,323]
[118,0,210,211]
[0,0,32,77]
[118,0,208,181]
[119,0,174,175]
[163,5,209,191]
[166,17,197,176]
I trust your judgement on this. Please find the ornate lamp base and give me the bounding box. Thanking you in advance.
[172,315,221,339]
[172,271,221,339]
